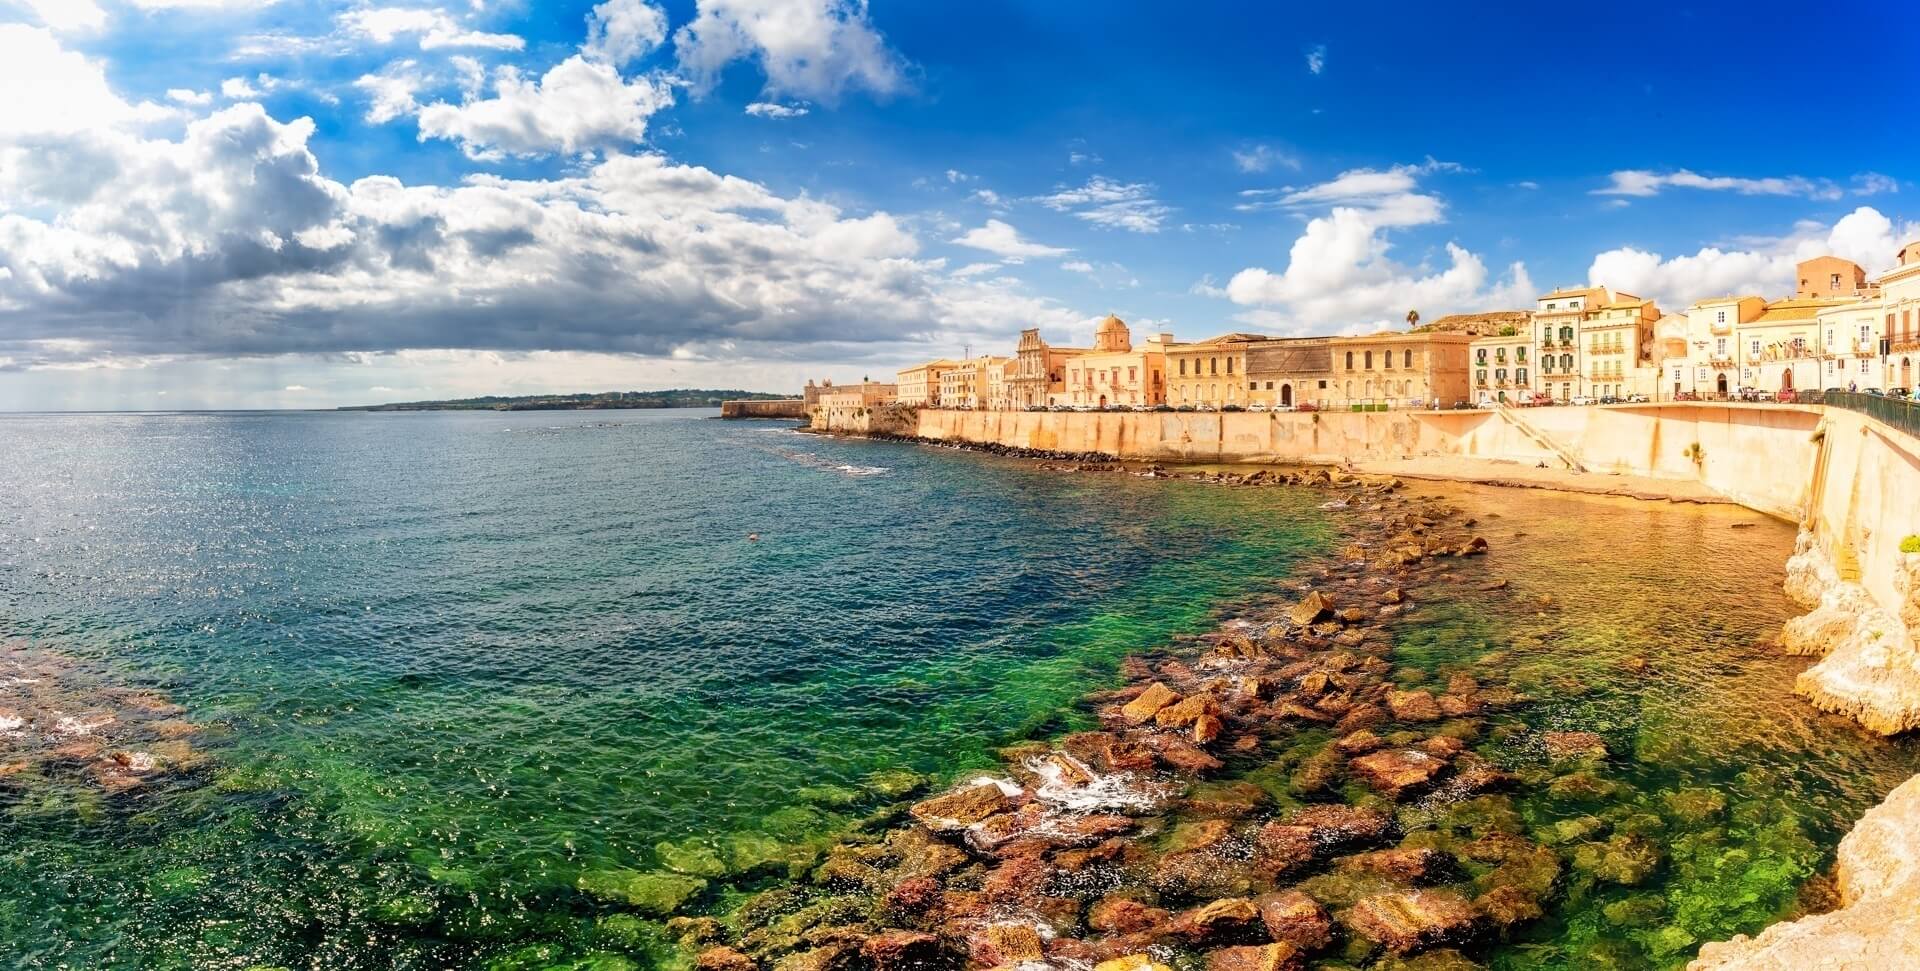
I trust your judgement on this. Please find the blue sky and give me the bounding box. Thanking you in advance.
[0,0,1915,409]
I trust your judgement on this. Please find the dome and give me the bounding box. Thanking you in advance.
[1093,314,1131,352]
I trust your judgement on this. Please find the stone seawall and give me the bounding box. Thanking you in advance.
[720,399,807,419]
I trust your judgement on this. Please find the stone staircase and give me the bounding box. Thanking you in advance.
[1495,403,1586,472]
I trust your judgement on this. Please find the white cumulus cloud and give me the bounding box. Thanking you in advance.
[674,0,905,101]
[417,56,673,158]
[1036,176,1170,233]
[339,7,524,51]
[951,219,1071,259]
[744,101,808,119]
[584,0,668,66]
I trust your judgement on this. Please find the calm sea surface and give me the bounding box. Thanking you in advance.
[0,409,1915,970]
[0,409,1335,968]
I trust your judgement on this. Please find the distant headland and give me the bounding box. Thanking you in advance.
[337,390,794,412]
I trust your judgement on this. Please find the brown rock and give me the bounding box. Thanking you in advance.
[1459,536,1489,556]
[1274,700,1335,724]
[1387,690,1442,722]
[1169,897,1262,944]
[1338,847,1455,884]
[1152,736,1225,775]
[1344,889,1485,955]
[1156,693,1221,729]
[1089,897,1170,935]
[1256,891,1333,952]
[968,923,1044,966]
[1541,731,1608,760]
[1283,804,1394,847]
[981,855,1053,902]
[1122,683,1182,724]
[1475,884,1543,930]
[696,946,758,971]
[862,930,944,971]
[1203,942,1305,971]
[1350,748,1448,800]
[1094,957,1171,971]
[882,876,943,917]
[1251,823,1318,880]
[1193,713,1226,745]
[1289,591,1335,627]
[1335,703,1388,735]
[910,783,1013,832]
[1334,729,1383,755]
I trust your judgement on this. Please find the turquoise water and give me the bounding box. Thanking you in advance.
[0,410,1334,968]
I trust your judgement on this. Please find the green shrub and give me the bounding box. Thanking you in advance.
[1901,535,1920,554]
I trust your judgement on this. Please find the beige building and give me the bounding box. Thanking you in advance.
[1534,287,1605,401]
[804,378,894,409]
[895,359,960,407]
[984,358,1018,412]
[1329,331,1473,408]
[1816,299,1885,392]
[1876,242,1920,391]
[1469,332,1533,404]
[1738,298,1843,395]
[814,383,896,425]
[1796,255,1872,300]
[1060,315,1170,408]
[1166,333,1267,408]
[1010,328,1091,409]
[1584,298,1660,400]
[1244,338,1333,408]
[936,356,1009,409]
[1676,296,1764,398]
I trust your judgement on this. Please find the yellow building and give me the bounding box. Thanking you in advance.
[1676,296,1764,398]
[1816,298,1884,392]
[1469,332,1533,403]
[984,358,1018,412]
[1584,298,1660,400]
[1534,286,1607,402]
[1060,315,1170,408]
[936,356,1009,409]
[895,359,960,407]
[1165,333,1268,408]
[814,384,896,425]
[1329,331,1473,408]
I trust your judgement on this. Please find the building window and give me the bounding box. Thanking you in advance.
[1264,381,1273,389]
[1226,358,1234,375]
[1248,381,1257,390]
[1128,366,1137,382]
[1517,368,1528,384]
[1717,311,1726,324]
[1210,358,1218,375]
[1179,359,1187,376]
[1365,350,1374,369]
[1750,339,1760,356]
[1404,350,1412,368]
[1345,351,1354,368]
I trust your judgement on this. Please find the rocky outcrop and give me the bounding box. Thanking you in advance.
[1778,532,1920,736]
[1690,774,1920,970]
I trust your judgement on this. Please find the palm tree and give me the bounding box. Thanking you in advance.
[1406,309,1420,330]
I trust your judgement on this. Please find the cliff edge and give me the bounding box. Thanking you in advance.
[1689,773,1920,970]
[1779,532,1920,736]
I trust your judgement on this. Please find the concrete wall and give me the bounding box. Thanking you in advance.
[720,399,807,419]
[1807,408,1920,614]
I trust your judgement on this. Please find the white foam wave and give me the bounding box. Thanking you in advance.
[1026,753,1163,813]
[1319,499,1350,509]
[835,465,889,477]
[54,713,113,735]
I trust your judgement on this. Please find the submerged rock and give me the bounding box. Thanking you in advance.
[908,782,1012,832]
[576,869,706,914]
[1344,889,1485,955]
[1204,942,1305,971]
[1257,890,1334,952]
[1351,748,1449,800]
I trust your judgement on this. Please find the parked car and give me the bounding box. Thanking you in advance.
[1450,400,1473,410]
[1626,393,1650,403]
[1476,399,1500,410]
[1889,387,1913,400]
[1294,402,1319,413]
[1525,392,1556,406]
[1777,389,1797,403]
[1247,402,1268,413]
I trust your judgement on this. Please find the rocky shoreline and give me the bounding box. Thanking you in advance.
[666,472,1680,971]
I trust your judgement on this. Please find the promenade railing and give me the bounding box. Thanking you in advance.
[1801,391,1920,439]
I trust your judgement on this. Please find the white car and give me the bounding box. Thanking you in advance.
[1476,399,1500,409]
[1247,402,1268,413]
[1570,395,1597,406]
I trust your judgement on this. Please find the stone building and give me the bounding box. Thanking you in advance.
[1244,338,1333,408]
[1328,331,1473,408]
[1060,315,1170,408]
[1880,243,1920,391]
[1796,255,1871,300]
[815,383,896,426]
[1165,333,1268,408]
[1011,328,1089,409]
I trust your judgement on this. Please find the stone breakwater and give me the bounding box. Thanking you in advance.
[1779,533,1920,736]
[668,477,1662,971]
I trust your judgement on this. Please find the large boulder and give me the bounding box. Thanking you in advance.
[1256,890,1333,952]
[1350,748,1449,800]
[861,930,945,971]
[1290,592,1335,627]
[1122,683,1182,724]
[1203,942,1305,971]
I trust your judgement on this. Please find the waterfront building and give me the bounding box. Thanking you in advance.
[815,383,896,425]
[1328,331,1473,408]
[1244,338,1334,409]
[1469,332,1533,404]
[1737,298,1848,395]
[1815,299,1885,392]
[984,358,1018,411]
[1584,298,1661,400]
[895,359,960,406]
[1011,328,1091,409]
[1876,242,1920,391]
[1060,315,1170,408]
[1532,286,1632,401]
[804,378,893,410]
[1166,333,1269,408]
[1678,296,1764,398]
[937,356,1009,409]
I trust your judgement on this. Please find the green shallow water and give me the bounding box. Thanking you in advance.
[1380,484,1920,969]
[0,410,1336,968]
[0,411,1914,969]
